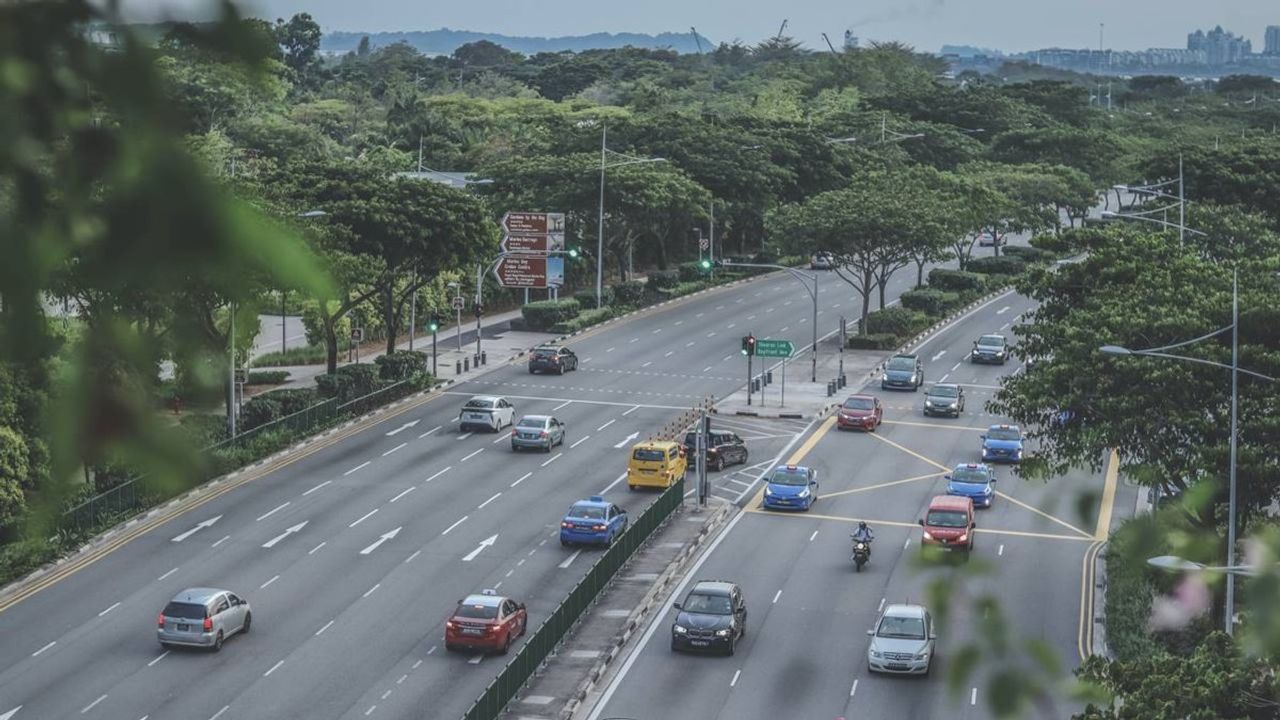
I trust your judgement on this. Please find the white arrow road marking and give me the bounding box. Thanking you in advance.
[262,521,308,549]
[462,534,498,562]
[996,305,1010,315]
[0,707,20,720]
[558,550,582,569]
[931,350,947,362]
[171,515,222,542]
[614,432,640,449]
[385,420,420,436]
[359,527,402,555]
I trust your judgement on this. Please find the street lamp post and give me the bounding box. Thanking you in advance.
[593,124,666,309]
[722,261,819,382]
[1148,555,1259,576]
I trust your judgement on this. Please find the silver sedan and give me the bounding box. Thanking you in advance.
[510,415,566,452]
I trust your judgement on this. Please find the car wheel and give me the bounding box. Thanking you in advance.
[714,456,725,472]
[560,538,570,547]
[499,632,512,655]
[445,642,457,652]
[544,442,552,453]
[671,639,680,652]
[242,612,251,634]
[628,485,637,492]
[740,451,749,466]
[159,641,172,650]
[529,368,536,374]
[557,365,565,375]
[726,637,736,656]
[212,631,224,652]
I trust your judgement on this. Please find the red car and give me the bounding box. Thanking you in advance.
[837,394,883,431]
[444,589,528,654]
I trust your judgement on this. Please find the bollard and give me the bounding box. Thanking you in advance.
[752,378,760,393]
[838,374,846,389]
[827,380,835,397]
[765,370,773,385]
[481,351,487,365]
[456,360,462,375]
[464,357,470,372]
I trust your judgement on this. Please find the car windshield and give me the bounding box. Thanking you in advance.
[977,336,1004,348]
[464,399,495,410]
[769,467,809,486]
[887,357,916,371]
[987,427,1021,441]
[951,468,989,484]
[517,417,546,428]
[877,615,926,639]
[455,603,500,619]
[683,593,732,615]
[844,398,874,410]
[930,386,958,398]
[926,510,969,528]
[633,448,665,462]
[569,504,606,519]
[162,601,207,620]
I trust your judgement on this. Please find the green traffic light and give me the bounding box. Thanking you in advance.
[699,259,712,270]
[568,248,580,258]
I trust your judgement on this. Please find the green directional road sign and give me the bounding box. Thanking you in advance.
[755,338,794,358]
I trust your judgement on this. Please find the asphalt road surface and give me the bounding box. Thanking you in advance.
[587,291,1130,720]
[0,256,978,720]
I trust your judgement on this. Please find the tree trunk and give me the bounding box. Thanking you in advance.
[322,306,339,375]
[877,278,887,310]
[916,259,926,288]
[384,283,398,356]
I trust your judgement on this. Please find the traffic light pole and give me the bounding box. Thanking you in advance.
[723,261,819,382]
[746,350,753,406]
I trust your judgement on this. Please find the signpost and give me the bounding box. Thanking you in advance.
[501,233,565,254]
[493,255,565,289]
[501,212,565,236]
[497,211,566,293]
[755,339,794,407]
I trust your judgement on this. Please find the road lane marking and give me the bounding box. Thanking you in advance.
[390,487,415,503]
[382,690,392,700]
[772,590,781,604]
[850,679,858,696]
[363,583,380,598]
[570,435,590,448]
[686,341,696,347]
[397,674,407,685]
[780,326,789,332]
[601,472,628,494]
[1095,449,1120,539]
[998,544,1005,556]
[308,542,326,555]
[424,466,451,483]
[994,491,1092,538]
[344,461,372,476]
[147,651,168,667]
[303,480,331,496]
[866,433,950,472]
[419,426,441,438]
[911,290,1016,354]
[365,707,376,717]
[478,493,501,509]
[442,516,468,535]
[597,419,616,431]
[559,550,582,569]
[623,405,640,416]
[939,374,950,382]
[405,550,421,563]
[468,655,483,665]
[820,472,946,499]
[256,502,290,522]
[260,575,279,589]
[542,452,562,467]
[629,338,639,343]
[904,537,911,549]
[81,695,107,714]
[264,660,284,677]
[730,670,741,687]
[1000,322,1010,330]
[506,569,514,577]
[745,506,1093,541]
[456,432,473,440]
[703,366,713,372]
[349,509,379,528]
[211,535,230,548]
[33,641,55,656]
[931,350,946,362]
[209,707,229,720]
[316,620,334,636]
[641,361,653,368]
[607,347,615,353]
[706,332,717,338]
[157,567,179,582]
[664,351,674,357]
[996,306,1010,315]
[98,602,120,617]
[971,688,978,705]
[460,448,483,462]
[881,419,984,432]
[809,530,818,542]
[492,432,510,444]
[652,328,662,334]
[512,472,532,487]
[951,362,961,371]
[382,442,406,456]
[553,400,573,410]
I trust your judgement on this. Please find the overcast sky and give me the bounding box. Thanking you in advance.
[117,0,1279,53]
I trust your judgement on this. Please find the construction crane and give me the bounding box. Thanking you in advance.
[690,26,705,54]
[776,19,788,40]
[821,32,838,54]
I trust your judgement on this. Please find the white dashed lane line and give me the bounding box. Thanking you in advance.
[511,472,532,488]
[256,502,290,522]
[390,487,415,503]
[442,516,468,535]
[460,449,483,462]
[157,567,179,582]
[542,452,563,467]
[344,461,372,476]
[570,435,590,448]
[303,480,331,496]
[98,602,120,617]
[419,426,441,438]
[597,419,615,431]
[264,660,285,677]
[349,509,378,528]
[424,466,451,483]
[260,575,280,589]
[477,493,501,510]
[148,650,169,667]
[81,694,108,714]
[382,443,406,456]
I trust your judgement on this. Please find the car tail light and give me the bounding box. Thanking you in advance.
[157,613,165,628]
[202,616,213,632]
[592,524,606,531]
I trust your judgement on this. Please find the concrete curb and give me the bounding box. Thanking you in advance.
[558,500,735,720]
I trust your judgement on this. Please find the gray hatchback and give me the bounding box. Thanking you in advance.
[157,587,251,651]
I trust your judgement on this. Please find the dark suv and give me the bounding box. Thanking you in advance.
[528,345,578,375]
[881,353,924,391]
[682,430,748,471]
[671,580,747,655]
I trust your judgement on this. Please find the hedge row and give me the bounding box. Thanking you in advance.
[551,307,615,334]
[521,299,582,331]
[246,370,290,385]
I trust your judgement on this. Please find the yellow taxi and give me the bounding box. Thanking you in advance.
[626,440,687,491]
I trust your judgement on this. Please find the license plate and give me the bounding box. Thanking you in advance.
[461,628,483,636]
[177,624,190,631]
[888,663,909,670]
[467,413,486,421]
[690,640,709,647]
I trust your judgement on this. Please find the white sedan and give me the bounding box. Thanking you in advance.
[459,396,516,432]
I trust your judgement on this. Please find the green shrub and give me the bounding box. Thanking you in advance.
[1103,515,1165,663]
[1002,245,1053,264]
[899,289,961,317]
[928,268,986,292]
[521,299,582,331]
[0,538,59,587]
[375,350,430,381]
[264,387,319,415]
[1029,232,1077,255]
[677,261,707,282]
[246,370,289,385]
[240,395,283,431]
[573,286,613,308]
[846,333,900,350]
[662,281,707,298]
[865,307,928,338]
[551,307,615,334]
[647,269,679,290]
[178,413,227,448]
[614,280,647,307]
[254,343,343,367]
[967,255,1028,276]
[316,363,382,402]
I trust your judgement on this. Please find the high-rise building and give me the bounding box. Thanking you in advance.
[1187,26,1252,65]
[1265,25,1280,56]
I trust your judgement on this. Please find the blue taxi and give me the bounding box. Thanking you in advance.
[981,424,1024,463]
[762,465,819,511]
[946,463,997,508]
[559,496,627,547]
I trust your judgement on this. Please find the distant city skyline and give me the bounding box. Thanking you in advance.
[112,0,1277,56]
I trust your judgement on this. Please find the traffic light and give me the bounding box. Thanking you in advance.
[699,258,712,272]
[567,247,580,259]
[428,312,441,333]
[474,303,483,318]
[741,334,756,356]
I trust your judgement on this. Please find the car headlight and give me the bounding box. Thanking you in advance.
[922,530,933,540]
[996,351,1005,357]
[910,374,918,381]
[869,649,882,658]
[673,625,687,634]
[797,489,810,498]
[881,373,889,381]
[948,402,958,408]
[715,629,731,637]
[983,485,993,494]
[915,650,931,660]
[765,487,774,497]
[924,400,933,407]
[957,533,968,543]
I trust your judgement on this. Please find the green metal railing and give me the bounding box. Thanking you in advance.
[461,476,686,720]
[336,379,416,417]
[205,397,340,453]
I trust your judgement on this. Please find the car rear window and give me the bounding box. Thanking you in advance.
[987,427,1020,441]
[455,604,500,619]
[930,386,958,398]
[633,448,664,462]
[569,504,606,519]
[162,601,207,620]
[926,510,969,528]
[517,417,546,428]
[533,349,557,358]
[464,399,495,410]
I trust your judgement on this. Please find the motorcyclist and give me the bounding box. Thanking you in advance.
[851,522,875,555]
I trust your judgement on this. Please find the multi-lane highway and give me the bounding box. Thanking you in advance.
[0,256,968,720]
[587,290,1135,720]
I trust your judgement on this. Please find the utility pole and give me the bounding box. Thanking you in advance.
[408,275,417,352]
[227,304,236,438]
[474,263,483,363]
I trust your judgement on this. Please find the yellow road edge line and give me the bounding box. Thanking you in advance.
[993,491,1093,539]
[743,507,1094,542]
[0,390,444,615]
[1094,449,1120,540]
[746,416,837,510]
[866,431,951,472]
[820,472,946,499]
[881,420,986,433]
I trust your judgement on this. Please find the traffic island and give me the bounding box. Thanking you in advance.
[711,335,886,420]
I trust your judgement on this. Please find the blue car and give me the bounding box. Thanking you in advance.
[946,463,997,508]
[559,496,627,547]
[981,424,1024,463]
[762,465,819,511]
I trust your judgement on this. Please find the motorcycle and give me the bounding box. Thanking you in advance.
[851,539,871,572]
